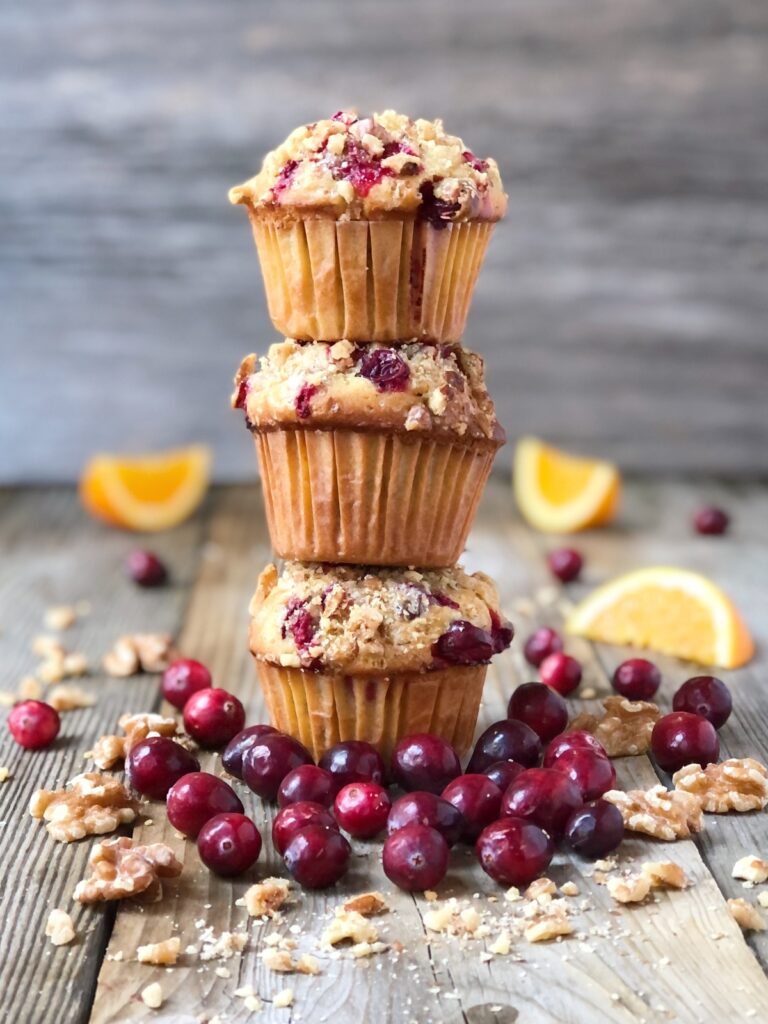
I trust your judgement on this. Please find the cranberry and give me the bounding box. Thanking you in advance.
[281,598,319,666]
[462,149,489,174]
[419,181,461,227]
[161,658,212,710]
[390,734,461,794]
[431,620,495,666]
[126,737,200,800]
[501,767,583,839]
[476,818,554,887]
[8,700,60,750]
[167,772,243,838]
[358,349,410,392]
[272,801,339,856]
[543,730,608,767]
[651,712,720,773]
[278,765,336,808]
[319,740,385,789]
[489,609,514,653]
[271,158,299,200]
[125,549,167,587]
[222,724,279,779]
[507,682,568,743]
[441,775,503,843]
[283,824,351,889]
[523,627,563,667]
[466,719,542,773]
[540,652,582,696]
[547,547,583,583]
[694,505,729,536]
[564,799,624,859]
[295,381,318,419]
[673,676,732,730]
[612,658,661,701]
[482,760,525,791]
[387,791,464,847]
[197,813,262,876]
[183,688,245,748]
[382,824,449,891]
[234,378,249,411]
[334,782,391,839]
[551,748,616,801]
[242,733,313,801]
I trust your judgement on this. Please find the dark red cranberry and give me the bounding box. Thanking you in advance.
[694,505,729,536]
[167,772,243,838]
[387,791,464,847]
[462,149,489,174]
[358,348,410,392]
[270,158,299,200]
[507,682,568,743]
[489,609,514,653]
[543,730,608,767]
[390,734,461,794]
[334,782,391,839]
[432,621,495,665]
[547,548,583,583]
[673,676,732,730]
[162,658,212,710]
[540,652,582,696]
[418,181,461,227]
[272,801,338,856]
[612,658,661,701]
[523,627,563,667]
[8,700,60,750]
[466,719,542,773]
[482,760,525,791]
[441,775,503,843]
[278,765,336,808]
[651,712,719,773]
[564,799,624,859]
[222,724,279,779]
[125,549,167,587]
[183,688,245,748]
[382,823,449,891]
[551,748,616,801]
[476,818,554,887]
[126,737,200,800]
[234,378,249,411]
[319,740,385,789]
[501,767,583,839]
[283,824,351,889]
[431,592,460,610]
[197,813,262,876]
[281,598,318,662]
[242,733,313,801]
[295,382,318,419]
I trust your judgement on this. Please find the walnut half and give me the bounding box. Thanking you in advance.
[673,758,768,813]
[74,837,182,904]
[30,773,139,842]
[570,696,660,757]
[604,785,703,841]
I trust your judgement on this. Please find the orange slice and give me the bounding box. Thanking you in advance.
[80,445,211,531]
[513,436,620,533]
[566,567,754,668]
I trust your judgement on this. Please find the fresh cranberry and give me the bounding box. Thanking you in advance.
[283,824,351,889]
[501,767,583,839]
[242,733,313,801]
[8,700,60,750]
[167,772,243,838]
[543,730,608,767]
[222,724,279,779]
[551,748,616,801]
[651,712,720,773]
[358,348,410,392]
[319,740,385,789]
[489,609,514,653]
[507,682,568,743]
[334,782,391,839]
[126,737,200,799]
[183,688,245,748]
[125,549,167,587]
[523,627,563,667]
[272,801,338,856]
[387,791,464,847]
[547,548,583,583]
[476,818,554,887]
[295,382,318,419]
[197,813,262,876]
[382,823,449,891]
[161,658,212,710]
[482,760,525,791]
[278,765,336,808]
[563,799,624,859]
[431,621,495,665]
[441,775,503,843]
[466,719,542,773]
[390,734,461,794]
[540,652,582,696]
[693,505,729,536]
[612,658,661,701]
[673,676,732,730]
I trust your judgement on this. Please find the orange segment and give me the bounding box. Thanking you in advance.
[513,436,620,533]
[80,445,211,532]
[566,567,754,669]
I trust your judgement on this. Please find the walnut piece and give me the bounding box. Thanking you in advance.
[30,772,139,842]
[525,878,556,901]
[728,898,766,932]
[0,766,11,784]
[273,989,294,1009]
[673,758,768,813]
[604,786,704,841]
[320,908,378,949]
[570,696,660,757]
[141,983,164,1009]
[48,684,95,712]
[424,902,483,936]
[642,861,688,890]
[137,937,181,965]
[343,892,388,917]
[73,837,182,904]
[243,877,290,918]
[524,909,574,943]
[45,909,76,946]
[607,874,652,904]
[560,882,579,897]
[263,949,320,975]
[86,712,179,769]
[45,605,78,631]
[102,634,175,676]
[732,855,768,884]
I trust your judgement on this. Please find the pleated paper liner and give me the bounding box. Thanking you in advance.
[256,661,487,761]
[248,212,495,343]
[255,427,499,567]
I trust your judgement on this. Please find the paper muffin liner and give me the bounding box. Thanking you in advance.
[255,661,487,761]
[255,427,497,567]
[248,213,494,343]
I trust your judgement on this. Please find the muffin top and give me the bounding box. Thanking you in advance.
[249,562,513,674]
[233,340,504,446]
[229,110,506,223]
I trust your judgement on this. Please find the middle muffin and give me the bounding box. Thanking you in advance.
[233,339,504,567]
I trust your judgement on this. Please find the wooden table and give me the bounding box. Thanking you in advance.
[1,477,767,1023]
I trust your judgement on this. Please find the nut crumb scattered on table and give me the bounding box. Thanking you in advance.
[137,937,181,965]
[728,898,766,932]
[141,983,163,1010]
[45,909,76,946]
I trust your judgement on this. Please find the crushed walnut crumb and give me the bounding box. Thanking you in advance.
[343,892,388,917]
[560,881,579,897]
[524,909,574,943]
[728,898,766,932]
[198,928,247,962]
[48,684,95,712]
[30,772,138,842]
[732,856,768,884]
[45,605,79,632]
[524,878,556,901]
[242,877,290,918]
[570,696,660,757]
[673,758,768,813]
[320,908,378,949]
[604,785,703,840]
[137,937,181,965]
[73,836,182,904]
[641,861,688,890]
[141,982,163,1009]
[263,948,320,975]
[45,909,76,946]
[0,767,11,784]
[607,874,652,905]
[102,634,176,677]
[86,712,179,769]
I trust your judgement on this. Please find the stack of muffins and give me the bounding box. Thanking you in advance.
[228,110,511,761]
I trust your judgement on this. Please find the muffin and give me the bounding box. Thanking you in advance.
[249,562,513,759]
[233,339,505,567]
[229,110,507,343]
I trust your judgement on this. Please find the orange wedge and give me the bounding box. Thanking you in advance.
[80,445,211,531]
[566,567,754,668]
[513,436,620,533]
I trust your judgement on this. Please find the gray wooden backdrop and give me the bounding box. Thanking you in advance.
[2,0,768,483]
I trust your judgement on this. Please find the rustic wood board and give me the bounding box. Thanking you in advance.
[1,479,768,1024]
